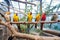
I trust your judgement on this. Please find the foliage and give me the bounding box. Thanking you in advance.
[20,16,27,21]
[45,4,60,15]
[20,24,27,33]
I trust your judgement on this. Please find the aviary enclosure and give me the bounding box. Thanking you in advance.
[0,0,60,40]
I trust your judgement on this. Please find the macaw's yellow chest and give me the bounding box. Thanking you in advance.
[28,15,33,22]
[36,15,40,21]
[13,16,19,22]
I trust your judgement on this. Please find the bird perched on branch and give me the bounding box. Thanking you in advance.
[13,13,21,32]
[41,13,46,30]
[49,13,58,28]
[27,12,33,33]
[27,12,33,22]
[13,13,19,22]
[35,13,40,28]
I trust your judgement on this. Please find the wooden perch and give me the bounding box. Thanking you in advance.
[43,30,60,36]
[10,20,59,24]
[0,20,60,40]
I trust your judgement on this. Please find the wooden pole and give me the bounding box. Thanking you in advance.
[43,30,60,36]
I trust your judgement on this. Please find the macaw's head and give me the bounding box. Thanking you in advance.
[30,12,32,15]
[16,13,18,16]
[14,13,18,16]
[53,13,57,15]
[42,12,46,15]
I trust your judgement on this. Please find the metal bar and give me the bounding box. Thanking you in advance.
[0,3,27,16]
[40,0,42,14]
[12,0,36,6]
[10,0,15,13]
[0,6,7,11]
[4,0,10,11]
[18,2,20,13]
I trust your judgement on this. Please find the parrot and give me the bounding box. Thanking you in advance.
[49,13,58,28]
[13,13,19,22]
[27,12,33,22]
[13,13,21,32]
[27,12,33,33]
[41,13,46,30]
[35,13,40,28]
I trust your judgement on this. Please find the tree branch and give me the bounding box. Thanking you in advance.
[0,20,60,40]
